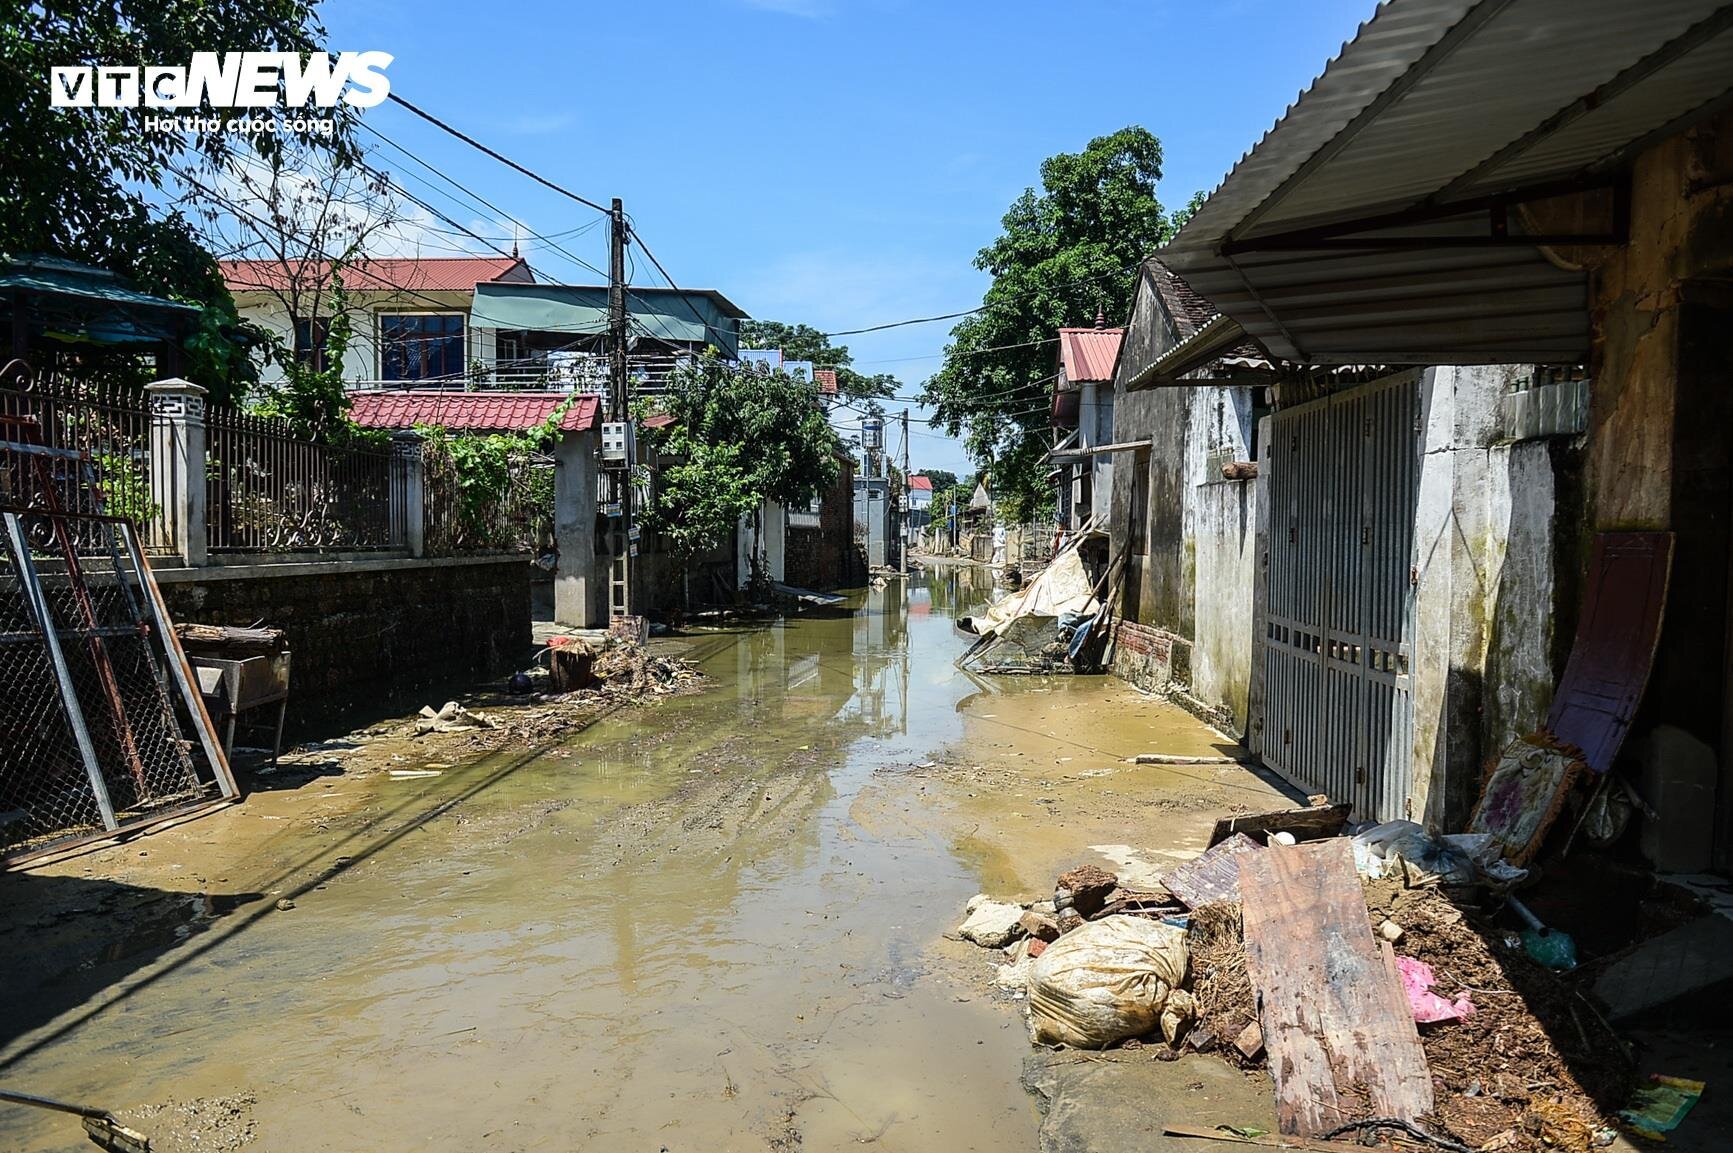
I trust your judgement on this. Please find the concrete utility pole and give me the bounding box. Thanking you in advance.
[606,197,634,620]
[899,408,909,573]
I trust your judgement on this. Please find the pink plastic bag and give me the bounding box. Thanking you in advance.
[1397,956,1475,1023]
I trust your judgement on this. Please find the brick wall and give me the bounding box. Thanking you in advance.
[158,556,530,737]
[1110,618,1191,693]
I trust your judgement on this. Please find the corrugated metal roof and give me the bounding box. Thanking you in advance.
[348,391,600,433]
[1161,0,1733,366]
[908,475,933,491]
[1057,327,1124,382]
[222,256,533,294]
[470,283,744,359]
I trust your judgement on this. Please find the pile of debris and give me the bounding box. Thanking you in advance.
[541,636,701,699]
[958,798,1656,1152]
[956,527,1116,675]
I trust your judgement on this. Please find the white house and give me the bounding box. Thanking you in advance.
[220,255,535,387]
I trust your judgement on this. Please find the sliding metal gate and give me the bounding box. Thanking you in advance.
[1260,372,1420,821]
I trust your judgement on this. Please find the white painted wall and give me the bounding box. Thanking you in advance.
[231,288,478,385]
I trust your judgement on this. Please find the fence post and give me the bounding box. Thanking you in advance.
[145,378,206,567]
[390,430,425,557]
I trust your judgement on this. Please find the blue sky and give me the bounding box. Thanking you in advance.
[322,0,1375,474]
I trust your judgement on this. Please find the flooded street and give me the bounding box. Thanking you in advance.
[1,565,1289,1152]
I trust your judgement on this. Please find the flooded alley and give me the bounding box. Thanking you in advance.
[0,566,1292,1152]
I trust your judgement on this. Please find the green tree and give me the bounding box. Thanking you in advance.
[640,354,843,576]
[739,319,898,402]
[917,468,959,494]
[920,126,1177,519]
[0,1,359,401]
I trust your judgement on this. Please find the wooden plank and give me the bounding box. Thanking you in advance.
[1209,802,1351,848]
[1161,832,1261,908]
[1239,839,1433,1137]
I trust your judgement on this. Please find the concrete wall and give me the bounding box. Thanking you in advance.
[1407,365,1579,827]
[1192,477,1258,729]
[157,555,530,737]
[553,429,601,627]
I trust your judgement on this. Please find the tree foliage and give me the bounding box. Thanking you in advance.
[0,0,358,401]
[738,319,898,402]
[640,354,843,564]
[920,126,1178,520]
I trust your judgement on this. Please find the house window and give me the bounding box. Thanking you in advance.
[1130,452,1150,555]
[292,317,330,373]
[380,313,465,382]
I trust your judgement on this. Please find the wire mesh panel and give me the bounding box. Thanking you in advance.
[0,512,229,861]
[0,526,110,847]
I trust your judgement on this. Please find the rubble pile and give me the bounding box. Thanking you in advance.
[957,798,1649,1153]
[589,641,697,696]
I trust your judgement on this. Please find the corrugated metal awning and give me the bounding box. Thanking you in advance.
[1159,0,1733,367]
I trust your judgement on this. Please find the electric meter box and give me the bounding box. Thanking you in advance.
[861,417,884,450]
[601,421,635,465]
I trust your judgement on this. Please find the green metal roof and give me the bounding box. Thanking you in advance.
[2,254,200,346]
[1,254,201,316]
[470,282,744,358]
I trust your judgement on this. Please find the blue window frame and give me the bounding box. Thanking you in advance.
[380,312,465,381]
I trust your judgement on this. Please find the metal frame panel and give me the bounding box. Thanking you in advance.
[1260,373,1419,819]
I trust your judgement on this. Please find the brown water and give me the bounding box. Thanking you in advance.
[0,565,1285,1151]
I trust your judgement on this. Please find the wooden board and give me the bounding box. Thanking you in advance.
[1239,838,1434,1137]
[1208,802,1351,849]
[1160,832,1260,908]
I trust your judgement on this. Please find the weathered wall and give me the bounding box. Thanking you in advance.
[1192,477,1258,731]
[1409,365,1578,827]
[158,555,530,737]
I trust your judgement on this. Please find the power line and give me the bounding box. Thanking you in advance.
[386,93,611,215]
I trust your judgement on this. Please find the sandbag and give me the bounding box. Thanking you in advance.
[1026,915,1188,1048]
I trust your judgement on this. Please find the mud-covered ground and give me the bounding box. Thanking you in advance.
[1,569,1294,1152]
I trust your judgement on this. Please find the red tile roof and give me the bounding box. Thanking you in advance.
[348,391,600,433]
[813,368,839,396]
[1057,327,1124,383]
[221,256,533,294]
[907,475,933,491]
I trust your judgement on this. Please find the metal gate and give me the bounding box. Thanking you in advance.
[1260,372,1420,820]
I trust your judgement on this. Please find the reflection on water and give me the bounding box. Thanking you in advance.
[3,563,1058,1152]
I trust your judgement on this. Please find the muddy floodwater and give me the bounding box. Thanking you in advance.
[0,565,1289,1152]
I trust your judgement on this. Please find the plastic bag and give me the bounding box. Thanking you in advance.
[1027,915,1188,1048]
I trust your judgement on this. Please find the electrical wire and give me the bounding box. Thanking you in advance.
[386,93,611,215]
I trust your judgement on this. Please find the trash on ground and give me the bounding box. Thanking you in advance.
[1618,1074,1705,1138]
[1207,799,1351,848]
[1466,732,1585,866]
[1026,915,1189,1048]
[1158,832,1259,908]
[416,701,497,734]
[1397,956,1475,1023]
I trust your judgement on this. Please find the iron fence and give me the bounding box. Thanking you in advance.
[205,407,393,552]
[0,369,169,551]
